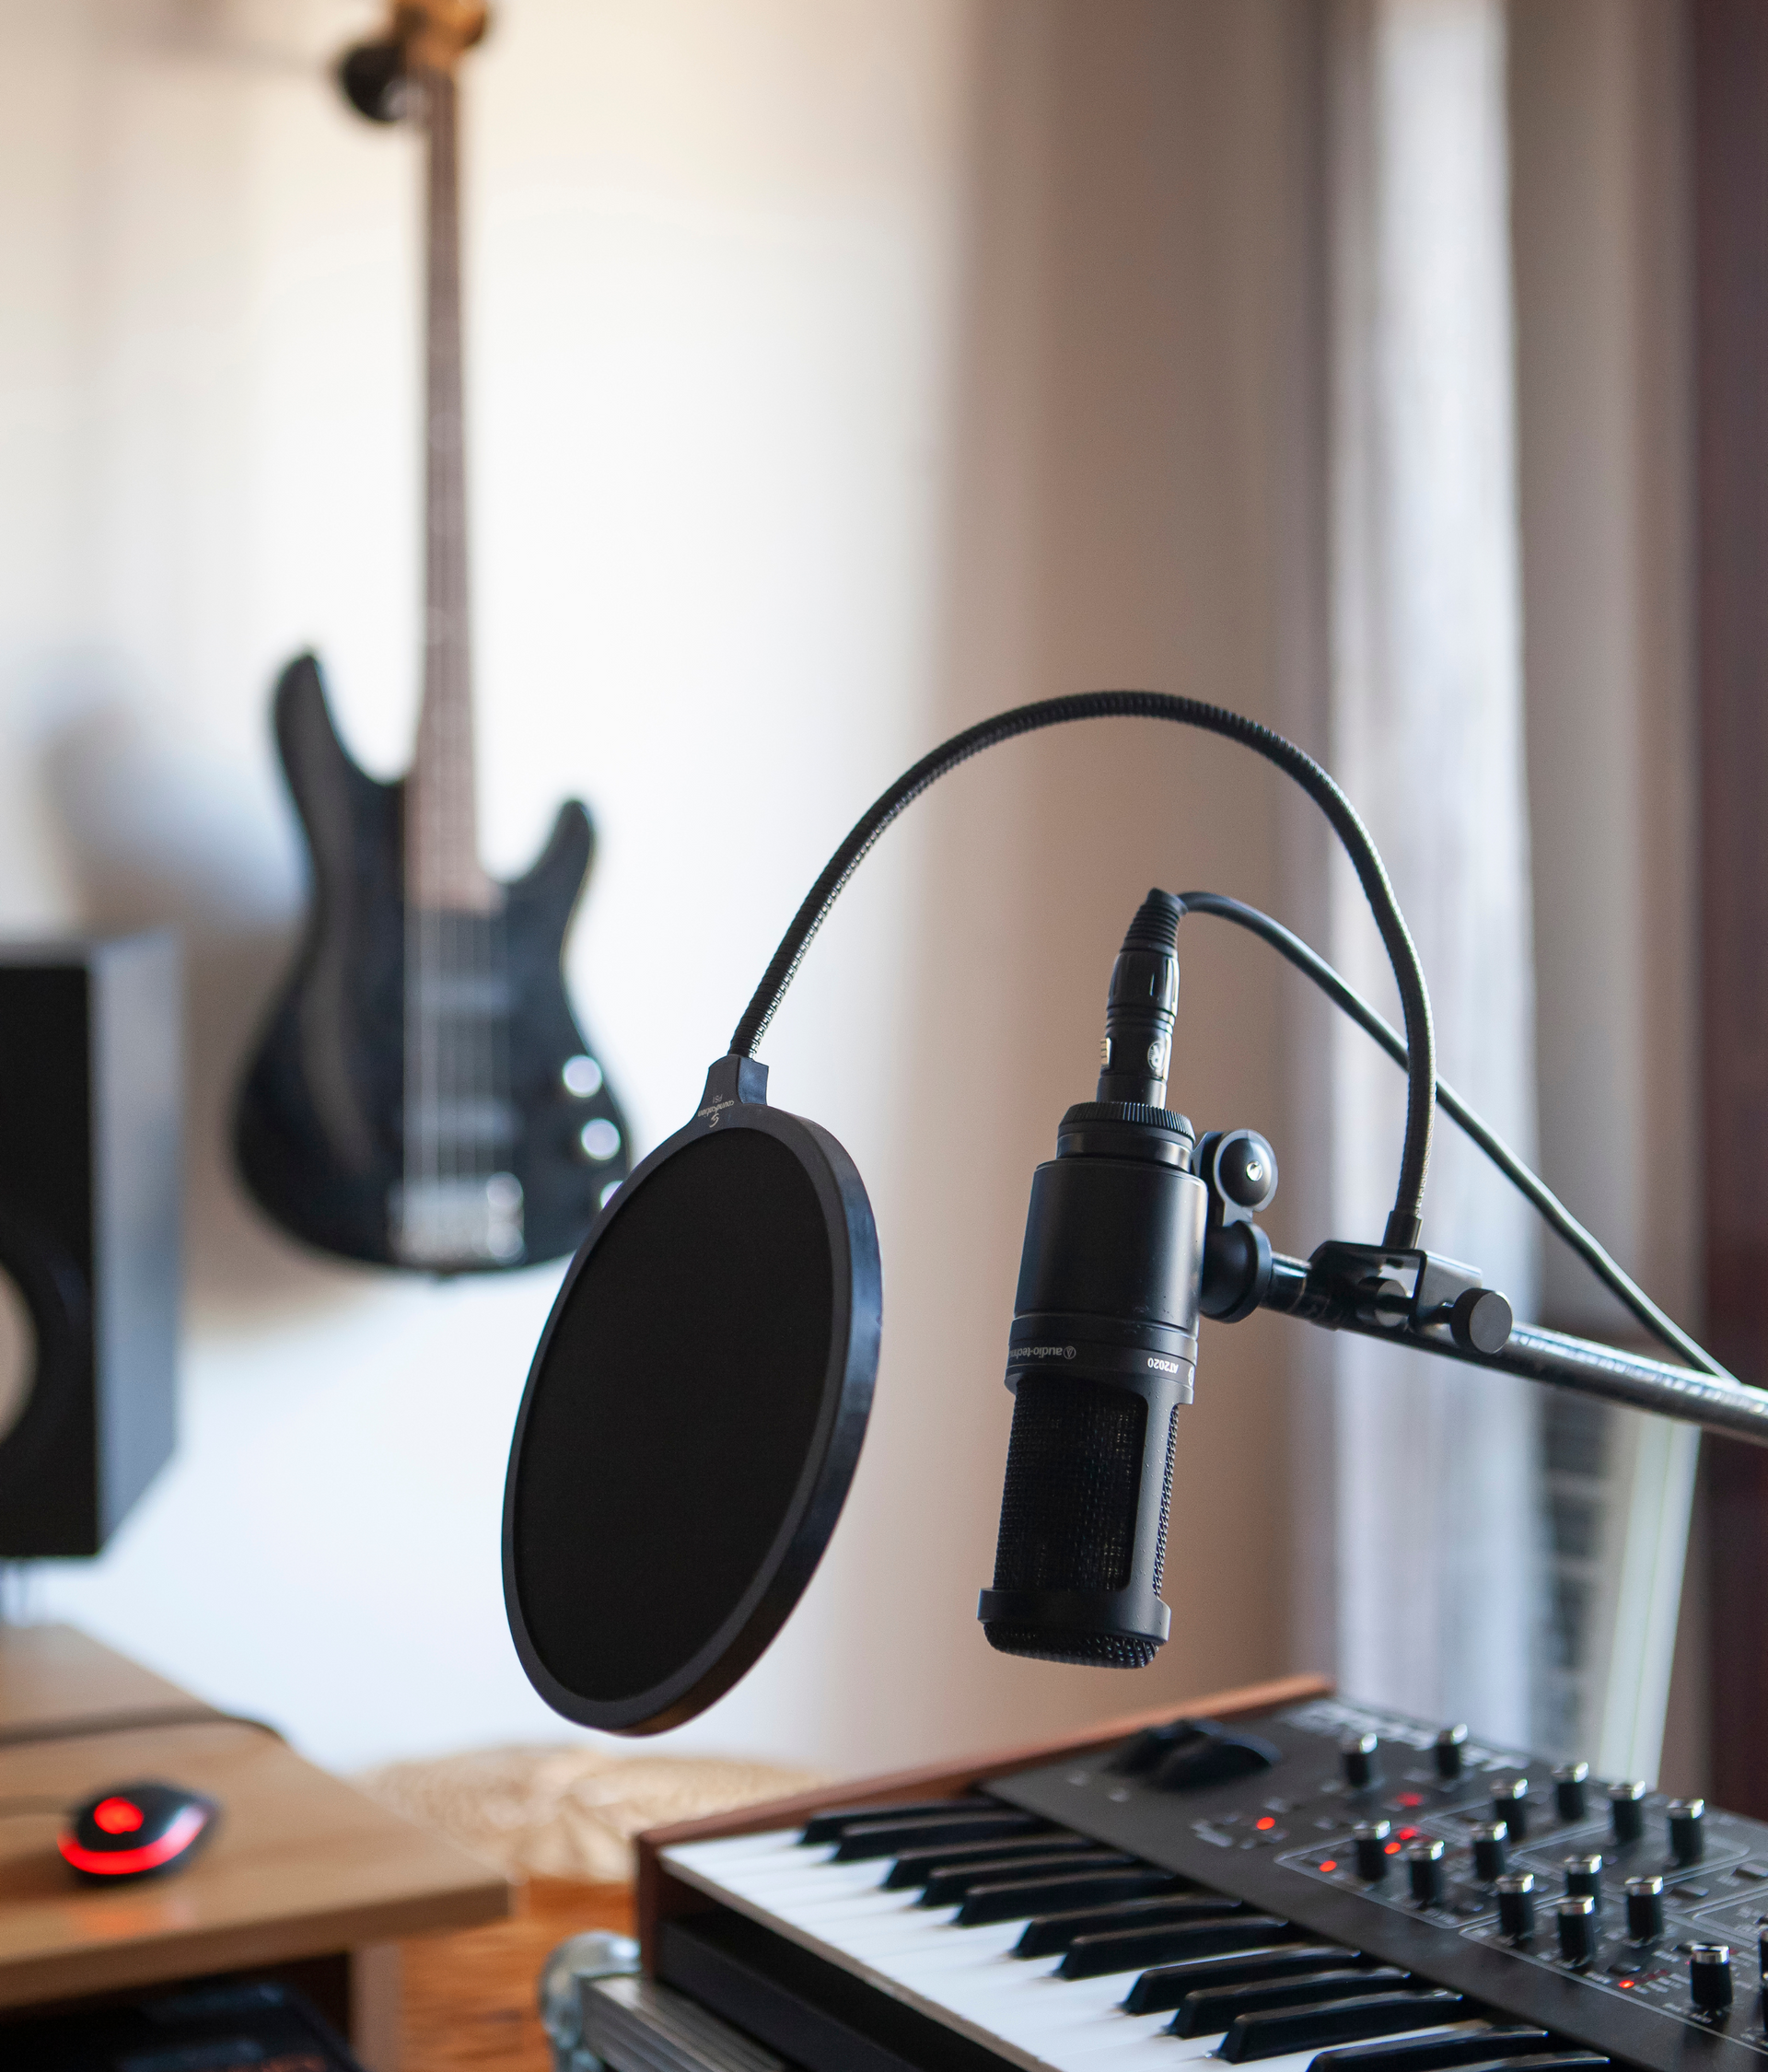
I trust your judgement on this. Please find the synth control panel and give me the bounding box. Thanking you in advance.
[991,1696,1768,2072]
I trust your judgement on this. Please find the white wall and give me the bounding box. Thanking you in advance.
[3,0,972,1769]
[1,0,1320,1778]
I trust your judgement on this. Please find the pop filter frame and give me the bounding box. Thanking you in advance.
[503,1054,880,1733]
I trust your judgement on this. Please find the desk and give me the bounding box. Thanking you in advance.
[0,1625,510,2068]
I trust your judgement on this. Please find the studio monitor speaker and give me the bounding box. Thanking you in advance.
[0,934,181,1556]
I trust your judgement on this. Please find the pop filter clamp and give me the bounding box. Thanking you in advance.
[504,692,1768,1733]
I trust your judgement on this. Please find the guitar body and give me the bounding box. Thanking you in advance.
[235,654,631,1270]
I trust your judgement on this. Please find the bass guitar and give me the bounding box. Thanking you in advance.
[235,0,630,1271]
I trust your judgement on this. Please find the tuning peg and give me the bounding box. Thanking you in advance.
[339,40,410,123]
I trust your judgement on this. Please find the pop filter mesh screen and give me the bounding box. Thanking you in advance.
[511,1127,833,1705]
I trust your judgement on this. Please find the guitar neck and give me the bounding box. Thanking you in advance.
[409,64,494,913]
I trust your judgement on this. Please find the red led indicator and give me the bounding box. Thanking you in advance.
[1255,1816,1276,1831]
[1396,1792,1424,1809]
[93,1798,144,1835]
[59,1804,206,1877]
[1396,1825,1420,1841]
[1619,1980,1634,1990]
[1319,1859,1338,1873]
[1384,1840,1402,1855]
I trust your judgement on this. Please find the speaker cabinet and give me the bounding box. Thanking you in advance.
[0,934,180,1555]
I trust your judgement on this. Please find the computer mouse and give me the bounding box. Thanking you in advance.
[58,1781,219,1882]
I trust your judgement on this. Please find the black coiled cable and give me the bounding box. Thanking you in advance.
[729,693,1436,1251]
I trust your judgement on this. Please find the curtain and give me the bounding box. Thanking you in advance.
[1322,0,1541,1745]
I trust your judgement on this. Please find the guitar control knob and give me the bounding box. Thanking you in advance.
[1556,1895,1598,1964]
[1497,1872,1537,1942]
[1343,1733,1381,1791]
[1669,1798,1706,1866]
[1435,1725,1468,1781]
[1554,1761,1589,1822]
[1407,1837,1447,1905]
[1564,1854,1603,1908]
[1691,1944,1733,2014]
[1354,1820,1392,1880]
[1471,1823,1509,1882]
[1611,1781,1647,1845]
[1625,1874,1665,1941]
[1493,1778,1530,1840]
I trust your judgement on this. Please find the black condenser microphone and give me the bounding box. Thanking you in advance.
[978,890,1205,1668]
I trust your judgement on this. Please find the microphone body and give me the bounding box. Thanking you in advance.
[978,1101,1204,1665]
[979,891,1204,1668]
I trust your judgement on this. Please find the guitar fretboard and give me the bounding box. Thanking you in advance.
[408,64,494,914]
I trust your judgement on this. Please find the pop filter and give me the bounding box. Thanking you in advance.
[502,1054,880,1733]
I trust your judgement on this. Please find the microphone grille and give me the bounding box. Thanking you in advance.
[983,1374,1175,1668]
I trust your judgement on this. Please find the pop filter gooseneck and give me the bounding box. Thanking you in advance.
[503,693,1446,1734]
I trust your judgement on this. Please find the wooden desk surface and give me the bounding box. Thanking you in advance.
[0,1625,510,2013]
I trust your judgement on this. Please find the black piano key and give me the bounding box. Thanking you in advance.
[1174,1968,1409,2039]
[922,1851,1133,1907]
[831,1811,1042,1861]
[882,1832,1099,1890]
[1017,1894,1247,1961]
[1440,2060,1607,2072]
[1222,1990,1466,2064]
[1309,2027,1552,2072]
[1058,1913,1298,1979]
[1123,1944,1365,2016]
[800,1799,985,1845]
[957,1866,1179,1926]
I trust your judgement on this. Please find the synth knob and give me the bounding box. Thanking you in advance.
[1497,1871,1537,1942]
[1691,1943,1734,2014]
[1343,1732,1381,1791]
[1407,1837,1448,1906]
[1626,1874,1665,1942]
[1610,1780,1647,1845]
[1493,1777,1530,1841]
[1564,1854,1603,1908]
[1554,1761,1590,1822]
[1556,1894,1598,1964]
[1471,1823,1509,1883]
[1435,1724,1469,1781]
[1354,1820,1393,1881]
[1669,1798,1706,1866]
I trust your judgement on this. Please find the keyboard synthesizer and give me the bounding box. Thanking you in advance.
[644,1697,1767,2072]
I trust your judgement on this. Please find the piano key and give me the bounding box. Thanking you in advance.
[1308,2027,1553,2072]
[1224,1990,1468,2063]
[1173,1967,1410,2038]
[883,1831,1103,1889]
[831,1810,1045,1860]
[800,1799,989,1844]
[923,1851,1134,1906]
[960,1868,1182,1926]
[1060,1914,1300,1979]
[1018,1894,1251,1960]
[1124,1945,1370,2016]
[1440,2058,1608,2072]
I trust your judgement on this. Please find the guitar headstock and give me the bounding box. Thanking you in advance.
[339,1,488,122]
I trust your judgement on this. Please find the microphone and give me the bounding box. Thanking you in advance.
[977,891,1275,1667]
[978,891,1200,1667]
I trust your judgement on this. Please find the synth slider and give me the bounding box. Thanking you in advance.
[622,1697,1768,2072]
